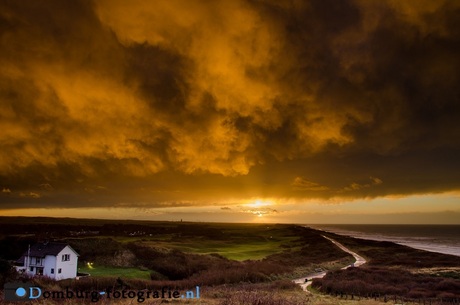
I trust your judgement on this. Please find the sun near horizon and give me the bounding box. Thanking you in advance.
[1,0,460,224]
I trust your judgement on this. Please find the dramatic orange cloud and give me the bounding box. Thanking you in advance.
[0,0,459,222]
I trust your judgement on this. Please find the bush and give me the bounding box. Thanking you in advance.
[312,266,460,299]
[219,289,309,305]
[0,259,17,286]
[269,279,300,290]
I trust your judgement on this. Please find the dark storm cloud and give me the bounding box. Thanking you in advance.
[1,0,460,208]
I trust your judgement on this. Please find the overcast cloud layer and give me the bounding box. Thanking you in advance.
[1,0,460,209]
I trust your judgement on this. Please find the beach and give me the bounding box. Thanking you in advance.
[309,224,460,257]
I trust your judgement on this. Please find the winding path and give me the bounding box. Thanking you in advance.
[293,235,366,292]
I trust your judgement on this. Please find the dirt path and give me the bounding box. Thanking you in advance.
[293,235,366,292]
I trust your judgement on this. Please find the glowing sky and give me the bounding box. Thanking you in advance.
[1,0,460,223]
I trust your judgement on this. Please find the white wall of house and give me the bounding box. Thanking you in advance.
[43,255,56,278]
[55,246,78,280]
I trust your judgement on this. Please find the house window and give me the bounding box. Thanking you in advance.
[30,267,34,272]
[51,268,54,274]
[58,268,62,274]
[35,258,41,265]
[62,254,70,261]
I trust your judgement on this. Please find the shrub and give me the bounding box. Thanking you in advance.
[312,266,460,299]
[0,259,18,286]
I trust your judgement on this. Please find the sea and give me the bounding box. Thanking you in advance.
[308,224,460,257]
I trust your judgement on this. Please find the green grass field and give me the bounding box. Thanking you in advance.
[160,224,301,260]
[150,237,299,261]
[78,265,151,280]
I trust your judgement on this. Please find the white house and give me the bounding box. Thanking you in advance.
[16,242,79,280]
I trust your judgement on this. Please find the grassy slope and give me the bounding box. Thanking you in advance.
[78,265,151,280]
[144,234,299,261]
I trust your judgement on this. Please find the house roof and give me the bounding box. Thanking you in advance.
[16,242,79,265]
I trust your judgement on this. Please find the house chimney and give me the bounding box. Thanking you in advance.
[26,244,30,270]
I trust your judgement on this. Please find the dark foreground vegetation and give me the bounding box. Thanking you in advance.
[313,266,460,299]
[0,277,310,305]
[312,231,460,303]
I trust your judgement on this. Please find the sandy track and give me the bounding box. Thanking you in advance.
[293,235,366,292]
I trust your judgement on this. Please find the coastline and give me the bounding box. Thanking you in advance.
[309,224,460,258]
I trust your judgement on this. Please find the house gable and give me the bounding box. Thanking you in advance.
[16,242,79,280]
[55,246,79,280]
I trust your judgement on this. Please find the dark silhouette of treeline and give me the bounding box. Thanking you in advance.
[0,220,224,238]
